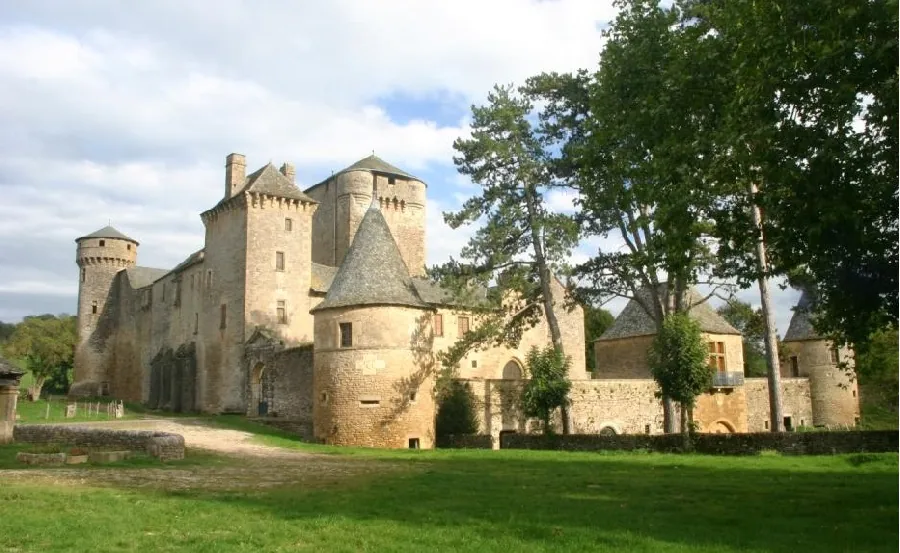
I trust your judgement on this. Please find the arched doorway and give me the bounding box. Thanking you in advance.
[500,359,523,431]
[251,363,274,416]
[599,426,617,436]
[502,360,523,380]
[713,420,735,434]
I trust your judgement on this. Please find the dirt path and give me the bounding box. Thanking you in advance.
[66,417,315,459]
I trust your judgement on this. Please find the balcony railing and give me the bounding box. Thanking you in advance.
[711,371,745,388]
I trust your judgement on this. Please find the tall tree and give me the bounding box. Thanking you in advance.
[688,0,899,350]
[715,299,768,377]
[522,345,573,436]
[528,0,727,432]
[3,314,76,400]
[432,83,580,432]
[583,305,615,372]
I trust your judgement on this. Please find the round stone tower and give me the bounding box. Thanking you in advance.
[781,290,859,428]
[70,226,138,397]
[312,203,435,449]
[334,155,427,276]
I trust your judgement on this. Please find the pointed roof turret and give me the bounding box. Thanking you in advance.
[783,290,821,342]
[310,205,428,313]
[242,163,317,203]
[76,225,139,245]
[597,285,741,341]
[339,154,418,180]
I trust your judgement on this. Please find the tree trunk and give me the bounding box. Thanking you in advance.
[28,376,46,402]
[663,397,677,434]
[524,190,571,434]
[749,181,785,432]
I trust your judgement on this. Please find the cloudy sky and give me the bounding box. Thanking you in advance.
[0,0,800,332]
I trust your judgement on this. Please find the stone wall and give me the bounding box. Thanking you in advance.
[594,333,743,379]
[245,343,314,421]
[14,425,185,460]
[500,429,898,456]
[745,377,814,431]
[147,342,198,412]
[436,434,493,449]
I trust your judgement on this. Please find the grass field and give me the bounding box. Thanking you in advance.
[0,427,896,553]
[14,397,141,424]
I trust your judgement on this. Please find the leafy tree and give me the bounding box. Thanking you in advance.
[686,0,899,350]
[432,83,580,432]
[527,0,727,431]
[716,299,768,377]
[854,328,899,429]
[435,380,479,437]
[3,314,76,400]
[0,321,16,343]
[521,346,572,436]
[584,305,615,372]
[648,313,712,446]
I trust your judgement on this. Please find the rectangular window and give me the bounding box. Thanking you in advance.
[81,268,86,283]
[408,438,420,449]
[285,218,293,231]
[433,314,443,337]
[99,240,105,247]
[91,301,98,314]
[339,322,353,348]
[707,341,726,372]
[220,304,227,329]
[829,348,840,364]
[277,300,287,324]
[193,313,199,334]
[275,251,285,271]
[359,397,380,407]
[471,360,478,369]
[789,356,800,377]
[458,316,470,336]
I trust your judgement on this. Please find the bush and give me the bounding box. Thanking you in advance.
[435,380,478,437]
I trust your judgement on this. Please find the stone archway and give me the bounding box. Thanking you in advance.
[500,359,524,432]
[250,362,274,417]
[713,420,736,434]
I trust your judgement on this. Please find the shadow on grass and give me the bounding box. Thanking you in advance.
[151,450,897,553]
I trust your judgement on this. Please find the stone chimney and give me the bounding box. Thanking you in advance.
[225,153,246,198]
[279,162,295,184]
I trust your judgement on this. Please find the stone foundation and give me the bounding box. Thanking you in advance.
[13,425,185,461]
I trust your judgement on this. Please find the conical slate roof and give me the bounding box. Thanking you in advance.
[76,225,139,245]
[783,290,821,342]
[310,205,429,313]
[597,286,741,341]
[339,154,418,180]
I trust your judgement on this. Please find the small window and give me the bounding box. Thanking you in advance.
[852,389,856,398]
[207,270,212,287]
[285,218,293,231]
[409,391,417,403]
[800,419,805,427]
[707,341,726,372]
[783,416,793,431]
[126,244,131,251]
[193,313,199,334]
[275,251,285,271]
[360,398,380,407]
[320,392,328,404]
[91,300,98,314]
[830,348,840,364]
[471,360,478,369]
[220,304,227,329]
[408,438,420,449]
[388,176,396,185]
[458,316,470,335]
[433,314,443,337]
[277,300,287,324]
[339,322,353,348]
[764,420,769,430]
[81,268,86,283]
[789,356,799,377]
[99,240,105,247]
[644,424,651,434]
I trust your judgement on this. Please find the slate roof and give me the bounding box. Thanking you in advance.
[597,286,741,341]
[125,266,170,289]
[310,205,429,312]
[310,263,338,294]
[305,154,421,191]
[783,290,821,342]
[76,225,139,245]
[242,163,317,203]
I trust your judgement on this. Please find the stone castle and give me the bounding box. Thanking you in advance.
[71,153,859,448]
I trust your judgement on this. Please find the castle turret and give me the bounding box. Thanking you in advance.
[305,155,427,276]
[781,290,860,428]
[71,225,138,397]
[311,202,435,448]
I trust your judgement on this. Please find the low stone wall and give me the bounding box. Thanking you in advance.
[500,430,898,455]
[436,434,493,449]
[13,425,185,461]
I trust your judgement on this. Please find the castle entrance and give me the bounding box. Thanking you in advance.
[251,363,275,417]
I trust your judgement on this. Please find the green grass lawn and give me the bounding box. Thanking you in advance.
[0,428,896,553]
[14,397,142,424]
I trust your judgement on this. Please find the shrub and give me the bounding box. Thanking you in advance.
[435,380,478,437]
